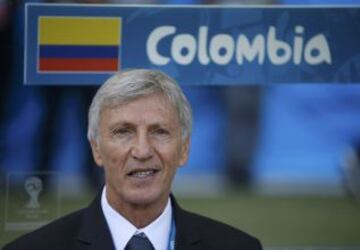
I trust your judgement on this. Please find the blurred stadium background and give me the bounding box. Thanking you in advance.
[1,0,360,249]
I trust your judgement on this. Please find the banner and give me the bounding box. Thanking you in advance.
[25,4,360,85]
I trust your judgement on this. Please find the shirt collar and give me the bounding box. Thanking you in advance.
[141,197,172,250]
[101,187,172,250]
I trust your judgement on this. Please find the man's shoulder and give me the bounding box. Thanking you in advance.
[177,208,262,249]
[2,208,86,250]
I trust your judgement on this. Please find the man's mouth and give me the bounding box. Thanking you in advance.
[127,169,159,178]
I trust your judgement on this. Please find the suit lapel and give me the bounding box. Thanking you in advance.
[77,193,115,250]
[171,196,205,250]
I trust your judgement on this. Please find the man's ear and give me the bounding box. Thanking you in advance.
[179,137,190,166]
[90,139,103,167]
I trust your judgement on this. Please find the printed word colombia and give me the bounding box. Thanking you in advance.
[147,25,332,66]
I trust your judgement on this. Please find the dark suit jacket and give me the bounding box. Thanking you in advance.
[3,194,262,250]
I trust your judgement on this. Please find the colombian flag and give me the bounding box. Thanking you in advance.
[38,17,121,72]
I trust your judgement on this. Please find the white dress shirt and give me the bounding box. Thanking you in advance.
[101,187,172,250]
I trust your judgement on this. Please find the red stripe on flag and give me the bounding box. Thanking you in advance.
[39,58,119,71]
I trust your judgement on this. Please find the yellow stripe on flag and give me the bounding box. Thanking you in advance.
[39,17,121,46]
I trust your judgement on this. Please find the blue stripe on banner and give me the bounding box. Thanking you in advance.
[39,45,118,58]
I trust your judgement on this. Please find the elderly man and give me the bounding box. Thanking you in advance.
[4,69,262,250]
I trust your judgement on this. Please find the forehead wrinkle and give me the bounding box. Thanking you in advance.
[100,96,179,131]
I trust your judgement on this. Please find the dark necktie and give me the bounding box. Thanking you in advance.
[125,232,155,250]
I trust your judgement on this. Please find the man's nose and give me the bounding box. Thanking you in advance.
[131,133,154,161]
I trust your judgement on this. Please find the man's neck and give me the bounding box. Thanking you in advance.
[106,189,169,228]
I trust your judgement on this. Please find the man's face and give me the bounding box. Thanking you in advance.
[90,93,189,208]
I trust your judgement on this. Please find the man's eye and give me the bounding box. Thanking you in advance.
[113,128,131,135]
[154,128,169,135]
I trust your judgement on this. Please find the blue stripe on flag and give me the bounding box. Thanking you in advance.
[39,45,118,58]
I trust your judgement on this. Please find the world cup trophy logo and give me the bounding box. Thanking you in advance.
[24,176,43,209]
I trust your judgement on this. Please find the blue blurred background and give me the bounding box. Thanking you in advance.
[1,0,360,195]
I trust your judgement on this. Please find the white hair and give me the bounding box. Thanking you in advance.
[87,69,192,142]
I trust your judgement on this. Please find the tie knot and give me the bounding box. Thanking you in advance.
[125,233,154,250]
